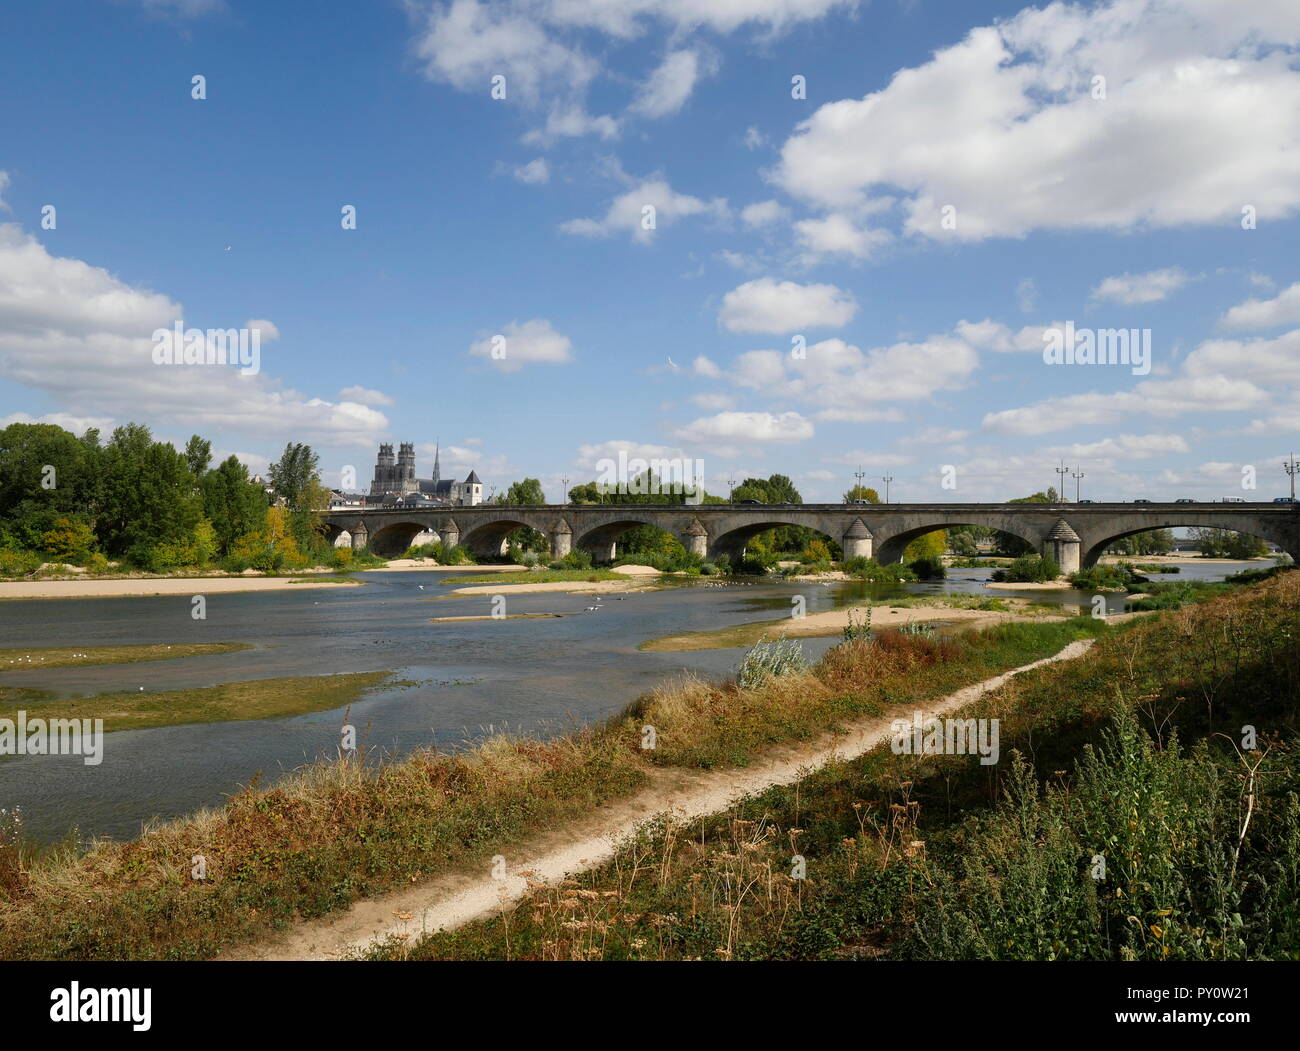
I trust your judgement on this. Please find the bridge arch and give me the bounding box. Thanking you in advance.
[872,520,1045,566]
[708,513,841,562]
[571,516,672,563]
[460,517,536,559]
[368,519,435,557]
[1080,519,1296,568]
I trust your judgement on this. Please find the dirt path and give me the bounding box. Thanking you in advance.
[222,639,1094,961]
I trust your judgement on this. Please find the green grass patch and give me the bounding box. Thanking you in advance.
[0,642,251,672]
[0,670,393,733]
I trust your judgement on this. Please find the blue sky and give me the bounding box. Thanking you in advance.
[1,0,1297,503]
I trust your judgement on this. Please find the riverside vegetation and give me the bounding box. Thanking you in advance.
[2,531,1292,958]
[0,589,1124,959]
[363,568,1300,962]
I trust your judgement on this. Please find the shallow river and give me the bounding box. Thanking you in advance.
[0,559,1270,842]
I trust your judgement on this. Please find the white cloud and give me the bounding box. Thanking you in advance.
[1046,433,1189,461]
[956,318,1053,352]
[982,376,1269,435]
[468,318,574,372]
[1220,281,1300,330]
[794,213,890,260]
[718,277,857,333]
[339,385,395,406]
[575,439,689,472]
[631,49,714,118]
[727,331,979,420]
[412,0,598,106]
[0,411,115,435]
[775,2,1300,239]
[1091,267,1191,304]
[692,354,722,378]
[561,177,727,243]
[1184,327,1300,385]
[411,0,854,135]
[741,199,788,227]
[1016,277,1037,313]
[744,125,767,150]
[522,105,619,144]
[0,171,9,213]
[513,158,550,184]
[692,391,735,410]
[0,225,388,447]
[675,410,814,446]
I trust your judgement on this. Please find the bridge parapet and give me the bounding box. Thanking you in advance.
[321,503,1300,565]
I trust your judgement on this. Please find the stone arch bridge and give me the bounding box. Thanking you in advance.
[322,502,1299,573]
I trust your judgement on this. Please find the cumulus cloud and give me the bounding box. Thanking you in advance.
[512,157,550,184]
[718,277,857,333]
[575,439,690,471]
[1091,267,1192,304]
[411,0,853,136]
[956,318,1056,353]
[1220,281,1300,330]
[741,200,788,227]
[561,177,727,243]
[982,376,1269,435]
[468,318,574,372]
[775,1,1300,239]
[675,410,814,446]
[0,224,387,447]
[692,354,722,378]
[339,386,395,406]
[793,213,890,260]
[726,330,979,422]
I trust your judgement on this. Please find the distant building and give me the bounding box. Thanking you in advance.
[368,442,483,506]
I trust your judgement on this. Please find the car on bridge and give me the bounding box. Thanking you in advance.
[1133,498,1152,503]
[1174,498,1195,503]
[1275,496,1298,503]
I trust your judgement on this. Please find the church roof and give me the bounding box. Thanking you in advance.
[464,470,481,484]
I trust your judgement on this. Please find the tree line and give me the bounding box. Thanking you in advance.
[0,421,343,574]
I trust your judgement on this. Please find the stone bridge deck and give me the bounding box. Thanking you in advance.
[322,502,1299,571]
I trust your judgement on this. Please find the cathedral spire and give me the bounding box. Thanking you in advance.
[433,438,440,487]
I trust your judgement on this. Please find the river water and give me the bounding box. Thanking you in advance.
[0,559,1271,842]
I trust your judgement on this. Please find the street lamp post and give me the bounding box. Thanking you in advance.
[1072,469,1084,503]
[1285,453,1299,501]
[1055,460,1072,502]
[853,466,865,502]
[881,475,894,503]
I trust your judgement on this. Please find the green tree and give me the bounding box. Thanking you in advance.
[496,478,546,505]
[268,442,320,509]
[95,423,202,557]
[0,423,101,551]
[201,456,269,555]
[184,434,212,478]
[843,484,881,503]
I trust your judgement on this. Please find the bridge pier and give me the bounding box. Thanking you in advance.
[681,519,708,559]
[551,518,572,559]
[590,540,617,565]
[350,523,368,551]
[1045,519,1081,575]
[441,519,460,550]
[841,518,873,561]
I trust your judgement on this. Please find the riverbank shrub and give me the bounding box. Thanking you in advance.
[736,638,810,690]
[841,557,917,582]
[992,554,1060,583]
[1068,563,1147,591]
[908,556,946,580]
